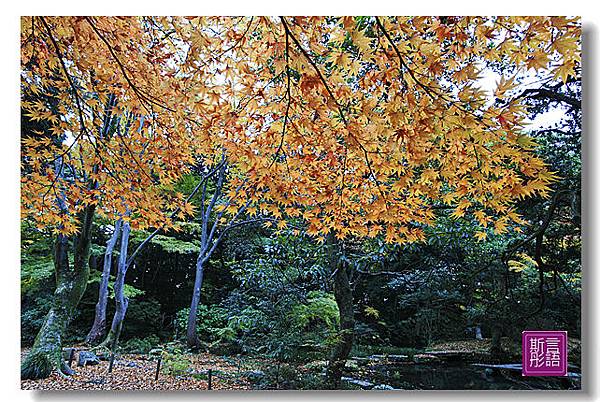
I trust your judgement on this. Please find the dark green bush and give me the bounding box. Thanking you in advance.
[122,335,160,354]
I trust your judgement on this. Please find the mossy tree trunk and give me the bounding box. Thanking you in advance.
[325,236,354,389]
[85,219,122,345]
[21,206,95,380]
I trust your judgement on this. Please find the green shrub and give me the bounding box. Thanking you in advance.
[174,305,234,352]
[122,335,160,354]
[290,291,339,331]
[161,352,191,376]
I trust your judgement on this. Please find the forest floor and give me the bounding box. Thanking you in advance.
[21,338,582,391]
[20,349,255,391]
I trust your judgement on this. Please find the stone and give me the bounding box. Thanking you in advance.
[369,354,386,359]
[386,354,410,362]
[62,347,76,361]
[245,370,265,382]
[372,384,395,390]
[413,353,440,363]
[77,350,101,367]
[303,360,328,370]
[341,376,374,389]
[351,357,371,366]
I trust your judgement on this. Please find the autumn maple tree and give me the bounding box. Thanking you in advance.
[20,16,580,384]
[20,16,202,379]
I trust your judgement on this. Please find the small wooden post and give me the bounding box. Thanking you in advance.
[155,356,162,381]
[108,353,115,373]
[67,349,75,368]
[208,369,212,390]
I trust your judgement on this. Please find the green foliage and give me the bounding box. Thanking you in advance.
[122,299,164,340]
[161,345,192,376]
[228,306,269,332]
[122,335,160,354]
[87,270,145,299]
[149,235,201,254]
[21,257,54,294]
[21,224,55,345]
[21,349,58,380]
[290,291,339,330]
[89,243,106,257]
[226,288,338,361]
[129,230,201,254]
[21,224,56,295]
[174,304,232,349]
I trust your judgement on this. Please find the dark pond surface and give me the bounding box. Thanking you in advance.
[346,361,581,390]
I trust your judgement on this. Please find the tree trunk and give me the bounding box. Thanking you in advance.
[21,206,95,379]
[475,325,483,340]
[490,324,504,358]
[102,220,131,352]
[325,237,354,389]
[85,219,122,345]
[186,256,205,350]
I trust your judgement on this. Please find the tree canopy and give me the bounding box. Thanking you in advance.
[21,16,580,242]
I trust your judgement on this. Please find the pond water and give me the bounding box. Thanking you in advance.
[346,361,581,390]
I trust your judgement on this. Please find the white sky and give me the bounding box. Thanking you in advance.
[476,67,568,132]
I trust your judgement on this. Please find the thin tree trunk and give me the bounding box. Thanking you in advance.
[85,219,122,345]
[325,236,355,389]
[21,206,95,379]
[101,220,131,351]
[475,325,483,340]
[490,324,504,358]
[186,256,205,350]
[186,160,224,350]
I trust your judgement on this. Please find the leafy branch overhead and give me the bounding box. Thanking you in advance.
[21,16,580,243]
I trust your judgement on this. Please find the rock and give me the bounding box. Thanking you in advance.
[341,376,375,389]
[77,351,101,367]
[387,354,409,362]
[62,347,76,361]
[372,384,395,390]
[369,354,386,360]
[413,353,440,363]
[303,360,328,370]
[424,350,488,362]
[350,357,371,366]
[367,354,409,362]
[245,370,265,382]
